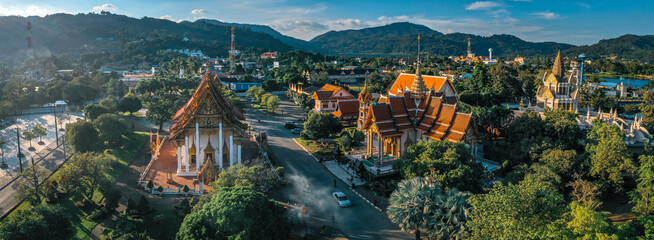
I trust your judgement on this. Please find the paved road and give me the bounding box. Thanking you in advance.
[244,98,410,240]
[0,141,67,219]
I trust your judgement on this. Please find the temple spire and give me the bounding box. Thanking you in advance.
[410,34,427,100]
[416,34,421,76]
[552,50,563,78]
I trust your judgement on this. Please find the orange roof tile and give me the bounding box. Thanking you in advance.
[389,74,452,96]
[334,100,359,119]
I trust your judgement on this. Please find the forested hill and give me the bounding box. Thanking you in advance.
[197,19,316,51]
[308,22,574,57]
[0,13,292,64]
[564,34,654,62]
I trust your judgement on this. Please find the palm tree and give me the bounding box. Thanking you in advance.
[425,189,472,240]
[387,177,442,240]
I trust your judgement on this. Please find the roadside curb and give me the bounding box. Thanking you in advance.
[291,138,382,212]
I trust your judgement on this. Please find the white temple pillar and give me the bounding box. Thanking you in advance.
[238,145,242,165]
[219,121,223,168]
[185,136,190,172]
[195,123,200,170]
[176,146,181,174]
[229,135,234,166]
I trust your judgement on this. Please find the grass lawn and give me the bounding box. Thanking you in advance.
[4,131,149,240]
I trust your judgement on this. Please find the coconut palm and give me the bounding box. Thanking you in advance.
[387,176,442,240]
[425,188,472,240]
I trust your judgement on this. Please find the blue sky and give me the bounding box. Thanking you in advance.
[0,0,651,45]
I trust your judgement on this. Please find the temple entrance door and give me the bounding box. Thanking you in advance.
[205,153,214,163]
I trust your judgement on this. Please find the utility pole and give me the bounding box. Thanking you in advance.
[16,128,24,173]
[52,104,59,147]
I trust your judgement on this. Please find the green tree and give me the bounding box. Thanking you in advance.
[467,179,565,239]
[301,112,343,139]
[0,204,71,240]
[15,163,48,204]
[65,120,101,153]
[93,113,127,146]
[387,177,441,240]
[176,187,290,240]
[265,94,280,113]
[119,93,142,115]
[32,124,47,144]
[632,155,654,215]
[642,104,654,127]
[99,98,119,113]
[211,165,280,192]
[57,152,112,202]
[544,108,582,149]
[295,93,315,110]
[400,140,484,192]
[539,149,579,180]
[22,129,36,149]
[246,86,266,103]
[84,103,111,121]
[426,188,472,240]
[586,122,635,190]
[143,93,177,131]
[545,201,619,239]
[221,88,245,111]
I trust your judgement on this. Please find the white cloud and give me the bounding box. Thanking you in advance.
[576,3,591,9]
[532,11,560,19]
[0,5,66,16]
[465,1,501,10]
[159,15,182,23]
[326,19,370,30]
[269,18,328,40]
[93,4,117,12]
[191,9,207,15]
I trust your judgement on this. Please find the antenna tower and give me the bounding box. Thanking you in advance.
[27,21,34,82]
[230,27,236,61]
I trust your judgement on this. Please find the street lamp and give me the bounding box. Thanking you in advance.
[578,53,587,87]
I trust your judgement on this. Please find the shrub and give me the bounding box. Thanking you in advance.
[146,180,154,189]
[138,195,152,215]
[87,209,109,221]
[182,185,189,193]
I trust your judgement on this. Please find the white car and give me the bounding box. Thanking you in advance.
[333,192,351,207]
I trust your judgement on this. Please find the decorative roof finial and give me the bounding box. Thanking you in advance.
[411,34,427,100]
[416,34,421,76]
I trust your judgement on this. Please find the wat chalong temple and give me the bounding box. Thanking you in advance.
[141,71,257,194]
[356,46,473,171]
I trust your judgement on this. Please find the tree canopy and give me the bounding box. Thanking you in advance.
[400,140,484,192]
[301,112,343,139]
[176,187,290,240]
[65,120,101,153]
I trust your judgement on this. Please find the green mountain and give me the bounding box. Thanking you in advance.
[0,13,293,64]
[308,22,574,57]
[197,19,316,51]
[564,34,654,62]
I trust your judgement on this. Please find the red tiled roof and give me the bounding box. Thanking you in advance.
[313,91,333,100]
[389,74,452,96]
[359,73,470,142]
[333,100,359,119]
[312,84,355,101]
[169,71,246,140]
